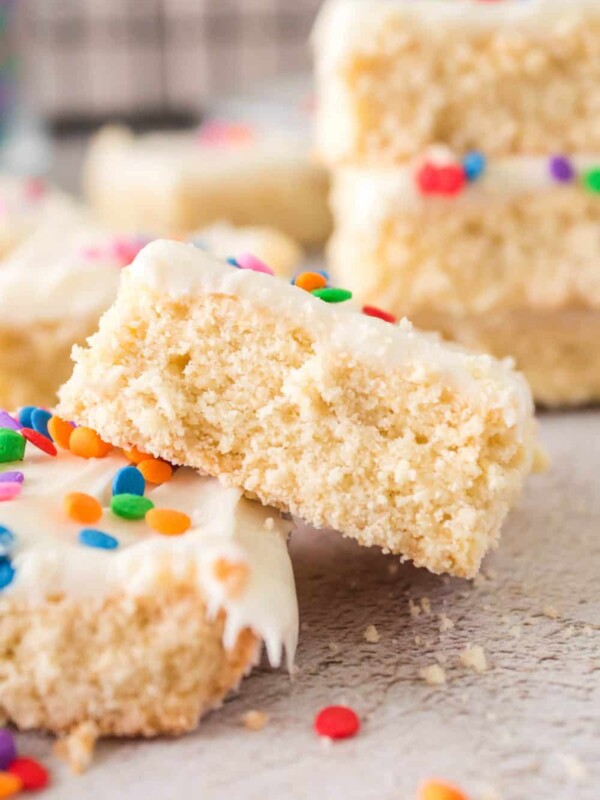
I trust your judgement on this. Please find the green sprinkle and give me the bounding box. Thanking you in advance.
[111,493,154,520]
[582,167,600,195]
[311,287,353,303]
[0,429,25,463]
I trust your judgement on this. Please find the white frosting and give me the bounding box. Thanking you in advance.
[0,447,298,669]
[88,125,315,189]
[126,240,533,429]
[333,155,600,228]
[0,201,124,326]
[189,222,303,278]
[0,177,74,258]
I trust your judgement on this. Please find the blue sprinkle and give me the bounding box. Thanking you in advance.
[18,406,36,428]
[79,528,119,550]
[31,408,52,439]
[463,151,486,182]
[0,411,20,432]
[0,526,15,556]
[0,557,15,590]
[112,465,145,497]
[0,471,23,484]
[227,257,240,268]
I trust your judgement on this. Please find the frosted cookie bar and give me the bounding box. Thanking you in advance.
[314,0,600,165]
[0,202,150,409]
[329,153,600,406]
[0,414,297,740]
[59,241,536,579]
[0,176,73,258]
[84,124,332,247]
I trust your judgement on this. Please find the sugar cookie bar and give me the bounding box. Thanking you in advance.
[314,0,600,165]
[84,124,332,246]
[0,418,297,739]
[59,241,536,578]
[0,176,73,258]
[0,202,149,409]
[329,155,600,406]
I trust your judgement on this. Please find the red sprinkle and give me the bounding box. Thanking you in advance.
[8,757,49,791]
[362,305,397,324]
[20,428,57,457]
[314,705,360,740]
[416,162,466,196]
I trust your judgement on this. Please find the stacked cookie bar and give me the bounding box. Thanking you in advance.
[315,0,600,406]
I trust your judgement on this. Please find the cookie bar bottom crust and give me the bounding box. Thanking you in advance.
[415,309,600,408]
[59,287,534,579]
[0,588,258,737]
[0,317,100,410]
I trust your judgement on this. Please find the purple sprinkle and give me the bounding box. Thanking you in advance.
[549,155,575,183]
[0,411,21,432]
[0,471,24,484]
[0,727,16,769]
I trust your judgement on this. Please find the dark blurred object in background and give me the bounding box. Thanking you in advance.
[15,0,322,128]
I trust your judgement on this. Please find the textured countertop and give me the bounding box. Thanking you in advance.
[15,410,600,799]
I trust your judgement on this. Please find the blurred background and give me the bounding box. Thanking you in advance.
[1,0,322,186]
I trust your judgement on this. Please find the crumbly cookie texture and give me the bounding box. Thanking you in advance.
[59,241,536,579]
[314,0,600,165]
[84,125,332,246]
[0,437,298,740]
[0,592,258,738]
[329,163,600,406]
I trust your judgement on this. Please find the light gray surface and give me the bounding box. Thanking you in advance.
[15,411,600,799]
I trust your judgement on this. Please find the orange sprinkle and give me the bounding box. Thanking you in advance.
[294,271,327,293]
[69,427,112,459]
[123,445,152,464]
[146,508,191,536]
[212,557,249,599]
[137,458,173,485]
[47,416,74,449]
[64,492,103,524]
[419,779,469,800]
[0,772,23,798]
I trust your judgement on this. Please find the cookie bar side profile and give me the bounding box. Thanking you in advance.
[84,125,332,247]
[328,158,600,406]
[314,0,600,165]
[0,441,298,738]
[59,242,536,578]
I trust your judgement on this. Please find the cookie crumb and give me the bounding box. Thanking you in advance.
[419,664,446,686]
[439,614,455,632]
[420,597,431,615]
[54,721,98,774]
[329,642,340,654]
[543,605,559,619]
[532,444,551,474]
[409,599,421,619]
[460,644,488,674]
[561,625,574,640]
[242,710,268,731]
[363,624,380,643]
